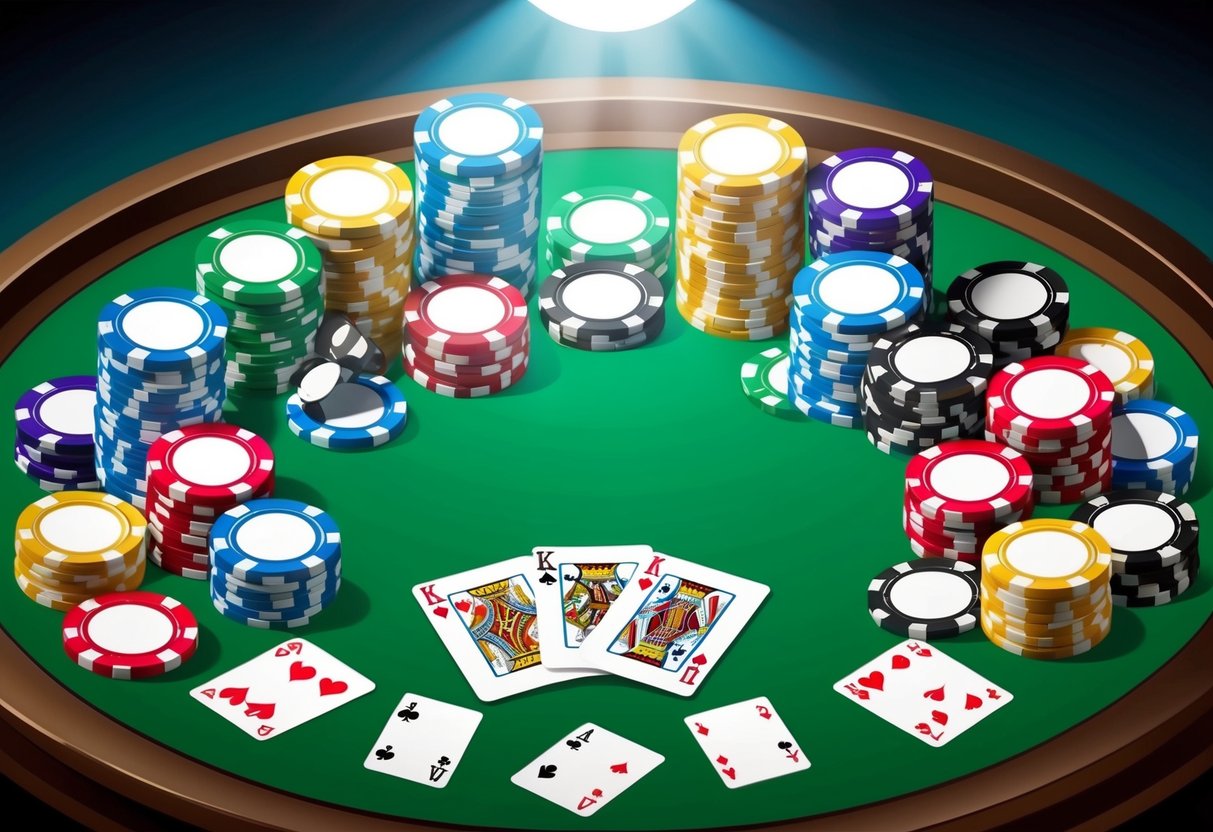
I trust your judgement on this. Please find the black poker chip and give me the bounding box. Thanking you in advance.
[868,559,981,639]
[865,321,994,405]
[1070,490,1199,574]
[946,261,1070,341]
[539,260,665,343]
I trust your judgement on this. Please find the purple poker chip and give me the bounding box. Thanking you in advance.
[14,442,97,482]
[14,375,98,453]
[808,148,934,231]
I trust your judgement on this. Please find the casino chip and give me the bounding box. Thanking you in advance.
[807,148,936,311]
[867,559,980,639]
[859,321,993,452]
[979,518,1114,658]
[13,492,147,610]
[946,262,1071,367]
[13,376,100,492]
[62,591,198,679]
[413,93,543,298]
[285,374,408,448]
[546,186,672,275]
[1108,399,1199,495]
[284,156,416,368]
[985,355,1116,504]
[675,113,807,340]
[539,261,665,351]
[209,499,342,627]
[1056,327,1154,406]
[740,345,800,420]
[94,288,229,508]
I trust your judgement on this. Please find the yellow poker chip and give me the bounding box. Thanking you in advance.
[1056,327,1155,405]
[980,613,1109,659]
[678,113,808,198]
[15,492,147,574]
[981,518,1112,600]
[285,156,415,240]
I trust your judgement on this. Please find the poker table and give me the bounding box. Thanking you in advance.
[2,79,1212,832]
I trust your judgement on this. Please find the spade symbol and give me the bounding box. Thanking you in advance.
[397,702,419,723]
[539,573,557,585]
[566,740,582,751]
[438,755,451,766]
[375,745,395,761]
[538,764,558,779]
[660,583,671,593]
[777,741,792,751]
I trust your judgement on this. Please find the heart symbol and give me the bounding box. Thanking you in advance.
[931,710,948,726]
[965,694,983,710]
[692,654,708,666]
[610,763,628,774]
[538,764,557,779]
[638,577,653,590]
[722,767,736,780]
[891,655,911,670]
[289,661,317,682]
[924,685,945,702]
[858,671,884,691]
[319,678,348,696]
[274,647,290,657]
[219,687,248,706]
[245,701,276,720]
[455,598,471,613]
[432,606,449,618]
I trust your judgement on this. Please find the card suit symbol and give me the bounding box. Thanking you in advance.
[891,655,911,670]
[319,678,348,697]
[219,687,248,706]
[918,648,933,657]
[289,661,317,682]
[965,693,983,710]
[566,740,582,751]
[397,703,419,722]
[694,722,709,736]
[691,654,708,666]
[539,573,557,585]
[455,598,472,613]
[858,671,884,691]
[931,710,948,726]
[592,788,603,797]
[245,701,276,720]
[538,764,557,779]
[438,756,451,765]
[924,685,946,702]
[777,741,793,751]
[638,577,653,590]
[716,755,729,765]
[432,606,449,618]
[721,767,737,780]
[375,745,395,761]
[257,725,274,737]
[610,763,627,774]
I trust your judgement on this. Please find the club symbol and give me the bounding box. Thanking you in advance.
[397,702,419,723]
[539,573,557,585]
[538,764,558,779]
[438,755,451,766]
[777,741,792,751]
[566,739,583,751]
[375,745,395,761]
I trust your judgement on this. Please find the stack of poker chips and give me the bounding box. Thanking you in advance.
[788,252,927,427]
[903,440,1036,563]
[403,275,530,397]
[13,376,100,492]
[143,424,275,579]
[209,499,342,629]
[540,261,666,352]
[866,559,981,640]
[285,156,416,369]
[946,262,1070,368]
[546,186,671,280]
[95,288,229,510]
[1072,490,1200,607]
[194,220,325,395]
[13,492,146,611]
[807,148,935,309]
[414,93,543,299]
[675,113,807,340]
[62,591,198,680]
[285,374,408,450]
[980,518,1113,660]
[1057,327,1155,406]
[986,356,1115,504]
[1108,400,1198,496]
[860,322,993,455]
[740,345,800,420]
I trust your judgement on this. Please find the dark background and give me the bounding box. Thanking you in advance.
[2,1,1211,829]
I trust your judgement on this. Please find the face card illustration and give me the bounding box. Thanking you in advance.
[414,555,598,701]
[577,552,770,696]
[190,638,374,741]
[363,692,482,788]
[510,723,664,816]
[833,639,1013,747]
[685,696,809,788]
[530,545,649,669]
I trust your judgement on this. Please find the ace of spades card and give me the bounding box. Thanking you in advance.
[577,552,770,696]
[529,544,649,668]
[413,555,598,701]
[190,638,374,740]
[363,692,482,788]
[833,639,1013,747]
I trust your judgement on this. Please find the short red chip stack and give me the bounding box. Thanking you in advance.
[903,439,1036,562]
[144,423,275,579]
[985,356,1115,505]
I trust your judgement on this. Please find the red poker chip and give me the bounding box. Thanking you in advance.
[902,511,982,553]
[62,591,199,679]
[904,439,1035,524]
[403,274,528,357]
[146,423,275,505]
[404,337,529,380]
[148,544,210,580]
[901,505,984,544]
[404,352,529,398]
[986,407,1107,447]
[986,356,1115,439]
[147,518,209,553]
[146,501,214,537]
[147,533,210,564]
[418,330,529,366]
[1013,433,1112,467]
[906,531,981,563]
[903,493,1031,533]
[147,485,223,518]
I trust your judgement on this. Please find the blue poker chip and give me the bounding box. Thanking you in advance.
[792,252,926,335]
[787,387,863,428]
[419,191,540,221]
[209,591,318,629]
[413,92,543,178]
[418,216,538,251]
[419,229,536,261]
[98,352,223,387]
[209,498,342,584]
[420,206,540,237]
[210,575,341,613]
[96,288,229,372]
[415,164,541,201]
[1110,400,1199,478]
[808,147,934,231]
[790,362,861,404]
[415,151,542,190]
[284,374,407,450]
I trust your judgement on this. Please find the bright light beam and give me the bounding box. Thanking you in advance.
[528,0,697,32]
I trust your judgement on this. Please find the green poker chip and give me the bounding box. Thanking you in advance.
[740,345,800,420]
[546,186,672,263]
[195,219,323,306]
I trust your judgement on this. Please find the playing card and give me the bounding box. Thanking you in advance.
[530,545,649,668]
[577,551,770,696]
[510,723,663,816]
[833,639,1013,747]
[190,638,374,741]
[413,555,598,701]
[684,696,809,788]
[363,692,482,788]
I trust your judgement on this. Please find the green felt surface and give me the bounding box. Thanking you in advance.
[1,149,1209,829]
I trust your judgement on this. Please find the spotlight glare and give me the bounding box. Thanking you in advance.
[528,0,697,32]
